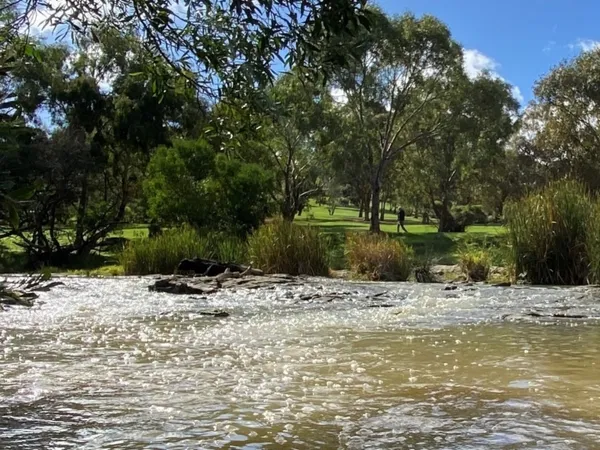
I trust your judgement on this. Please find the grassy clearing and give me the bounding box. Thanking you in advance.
[296,204,505,265]
[1,205,506,277]
[248,220,329,276]
[346,233,414,281]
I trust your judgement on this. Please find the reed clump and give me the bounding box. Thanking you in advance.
[248,220,329,276]
[505,180,592,285]
[346,233,414,281]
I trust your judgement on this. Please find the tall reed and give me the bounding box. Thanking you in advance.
[505,180,591,285]
[346,233,414,281]
[120,226,247,275]
[248,220,329,276]
[586,201,600,284]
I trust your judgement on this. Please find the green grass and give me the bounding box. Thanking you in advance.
[1,205,506,276]
[296,204,505,265]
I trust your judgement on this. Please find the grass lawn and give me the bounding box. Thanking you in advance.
[1,206,507,273]
[296,204,506,265]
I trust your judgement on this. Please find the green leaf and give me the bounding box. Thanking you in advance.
[9,185,36,201]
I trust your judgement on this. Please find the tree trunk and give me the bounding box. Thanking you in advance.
[363,192,370,222]
[74,174,89,248]
[379,200,386,222]
[358,201,364,218]
[370,181,381,233]
[433,198,464,232]
[281,205,295,221]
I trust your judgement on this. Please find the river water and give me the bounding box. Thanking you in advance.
[2,277,600,449]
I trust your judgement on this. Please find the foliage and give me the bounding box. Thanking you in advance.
[586,202,600,284]
[413,253,437,283]
[458,248,491,282]
[120,226,247,275]
[332,11,463,231]
[505,180,591,285]
[346,233,414,281]
[144,138,274,235]
[452,205,489,227]
[248,220,329,276]
[528,48,600,192]
[16,0,370,99]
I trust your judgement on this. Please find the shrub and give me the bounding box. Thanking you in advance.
[144,139,274,236]
[248,220,329,276]
[120,225,247,275]
[413,253,437,283]
[346,233,414,281]
[458,249,491,282]
[505,180,591,285]
[452,204,489,227]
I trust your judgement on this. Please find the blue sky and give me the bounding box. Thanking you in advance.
[376,0,600,106]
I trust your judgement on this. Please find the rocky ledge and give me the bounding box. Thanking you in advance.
[149,273,301,295]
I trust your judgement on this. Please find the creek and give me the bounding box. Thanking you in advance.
[1,277,600,449]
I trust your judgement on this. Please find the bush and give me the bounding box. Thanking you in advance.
[452,204,488,227]
[505,180,591,285]
[120,225,247,275]
[346,233,414,281]
[144,139,274,236]
[413,253,437,283]
[458,249,491,282]
[248,220,329,276]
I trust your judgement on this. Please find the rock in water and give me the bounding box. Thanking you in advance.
[176,258,247,276]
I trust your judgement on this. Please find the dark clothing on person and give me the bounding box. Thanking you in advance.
[397,208,407,233]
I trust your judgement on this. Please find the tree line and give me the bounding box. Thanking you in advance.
[1,1,598,267]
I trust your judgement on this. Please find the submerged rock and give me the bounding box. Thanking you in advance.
[176,258,263,277]
[149,273,299,295]
[198,310,230,318]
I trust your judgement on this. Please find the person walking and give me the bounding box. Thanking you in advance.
[397,207,407,233]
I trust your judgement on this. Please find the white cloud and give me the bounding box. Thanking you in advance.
[463,48,524,106]
[463,49,498,79]
[330,87,348,105]
[511,86,525,105]
[571,39,600,53]
[26,0,66,37]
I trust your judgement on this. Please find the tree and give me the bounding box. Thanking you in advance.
[333,12,462,232]
[4,33,204,266]
[144,139,274,235]
[262,72,334,220]
[407,73,518,232]
[525,48,600,191]
[16,0,371,98]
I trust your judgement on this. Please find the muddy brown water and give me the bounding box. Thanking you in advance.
[1,278,600,449]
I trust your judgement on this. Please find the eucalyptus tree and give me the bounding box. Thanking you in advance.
[15,0,371,99]
[407,73,518,232]
[524,48,600,191]
[5,33,204,266]
[333,11,462,232]
[261,72,335,220]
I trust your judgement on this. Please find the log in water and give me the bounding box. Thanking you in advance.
[1,277,600,449]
